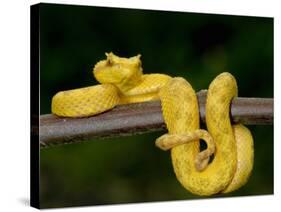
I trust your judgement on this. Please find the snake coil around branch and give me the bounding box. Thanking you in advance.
[51,52,254,196]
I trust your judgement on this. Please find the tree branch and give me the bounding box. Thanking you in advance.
[38,90,273,148]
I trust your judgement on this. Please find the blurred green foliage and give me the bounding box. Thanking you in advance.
[39,3,273,208]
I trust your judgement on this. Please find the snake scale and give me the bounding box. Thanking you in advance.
[52,52,254,196]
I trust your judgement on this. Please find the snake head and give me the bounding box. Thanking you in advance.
[93,52,143,92]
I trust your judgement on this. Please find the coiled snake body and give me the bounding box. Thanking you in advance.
[52,53,254,196]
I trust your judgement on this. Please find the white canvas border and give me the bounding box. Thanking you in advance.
[0,0,279,211]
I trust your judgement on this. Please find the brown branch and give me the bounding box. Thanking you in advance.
[38,90,273,148]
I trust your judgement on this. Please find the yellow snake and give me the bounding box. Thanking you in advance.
[52,52,254,196]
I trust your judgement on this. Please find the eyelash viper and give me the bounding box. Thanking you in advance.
[51,52,254,196]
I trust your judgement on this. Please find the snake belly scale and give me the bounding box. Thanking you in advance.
[51,52,254,196]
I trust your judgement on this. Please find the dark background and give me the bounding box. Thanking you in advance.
[39,3,273,208]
